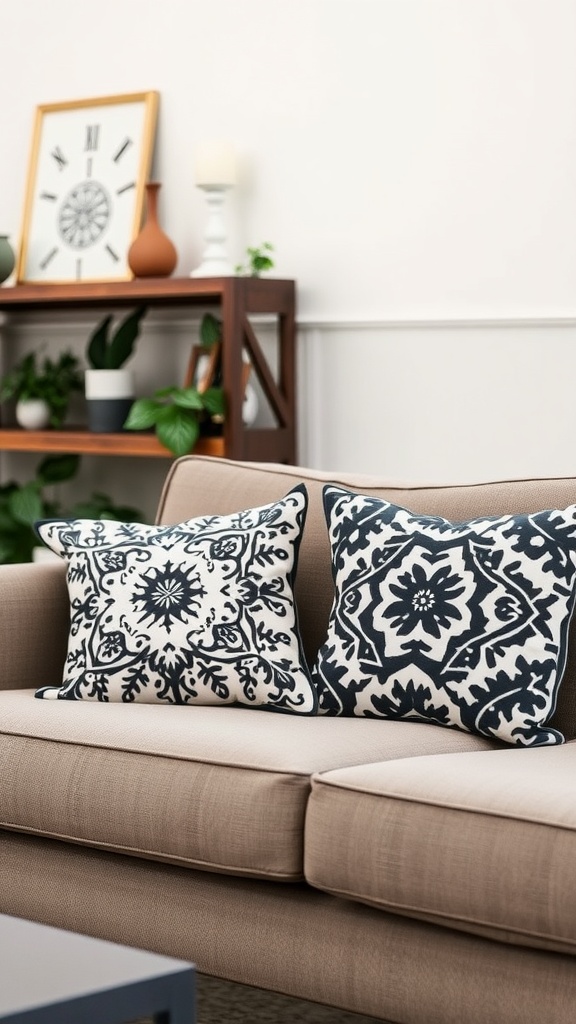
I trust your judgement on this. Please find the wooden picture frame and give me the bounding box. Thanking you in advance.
[185,343,222,393]
[184,341,251,396]
[17,91,159,284]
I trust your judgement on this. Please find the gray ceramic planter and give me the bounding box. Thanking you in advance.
[87,398,134,433]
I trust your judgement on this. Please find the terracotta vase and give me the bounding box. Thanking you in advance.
[128,182,177,278]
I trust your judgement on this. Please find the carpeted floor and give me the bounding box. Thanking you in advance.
[195,973,387,1024]
[132,973,388,1023]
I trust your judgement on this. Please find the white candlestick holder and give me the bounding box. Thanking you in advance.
[190,184,234,277]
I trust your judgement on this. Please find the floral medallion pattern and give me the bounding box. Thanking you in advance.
[35,485,316,713]
[312,486,576,745]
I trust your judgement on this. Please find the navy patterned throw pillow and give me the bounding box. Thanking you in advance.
[312,486,576,745]
[35,485,317,713]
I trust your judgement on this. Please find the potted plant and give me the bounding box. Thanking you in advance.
[124,383,225,457]
[85,305,147,432]
[0,350,82,430]
[0,453,145,565]
[0,455,69,563]
[235,242,275,276]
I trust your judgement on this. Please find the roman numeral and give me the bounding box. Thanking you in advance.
[117,182,135,195]
[51,147,67,170]
[85,125,100,151]
[86,157,93,178]
[76,258,82,280]
[40,247,58,270]
[105,244,120,262]
[113,138,132,162]
[40,191,57,201]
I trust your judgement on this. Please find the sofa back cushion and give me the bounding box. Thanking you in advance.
[156,457,576,740]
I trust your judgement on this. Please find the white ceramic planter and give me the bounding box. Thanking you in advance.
[16,398,51,430]
[85,369,134,400]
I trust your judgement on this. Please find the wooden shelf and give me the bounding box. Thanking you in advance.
[0,428,224,459]
[0,276,297,464]
[0,277,295,313]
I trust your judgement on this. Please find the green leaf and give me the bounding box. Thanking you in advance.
[252,255,274,273]
[9,484,44,526]
[153,386,179,399]
[0,482,19,500]
[0,509,19,533]
[124,398,160,431]
[107,305,147,369]
[87,315,113,369]
[200,313,222,347]
[201,387,226,416]
[0,372,17,402]
[37,453,80,485]
[0,530,31,563]
[172,388,205,410]
[156,407,199,457]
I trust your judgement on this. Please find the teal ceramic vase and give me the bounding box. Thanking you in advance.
[0,236,15,284]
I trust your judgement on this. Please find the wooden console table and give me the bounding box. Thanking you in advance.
[0,276,297,463]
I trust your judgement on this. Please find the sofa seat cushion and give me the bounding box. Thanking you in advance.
[304,744,576,954]
[0,690,496,882]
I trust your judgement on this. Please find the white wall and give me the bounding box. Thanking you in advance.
[2,0,576,512]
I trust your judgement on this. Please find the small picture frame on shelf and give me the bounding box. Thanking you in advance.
[185,342,221,393]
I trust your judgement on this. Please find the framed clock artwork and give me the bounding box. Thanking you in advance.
[16,91,159,284]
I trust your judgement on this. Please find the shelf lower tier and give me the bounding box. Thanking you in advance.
[0,428,225,458]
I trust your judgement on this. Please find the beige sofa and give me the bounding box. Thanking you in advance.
[2,455,576,1024]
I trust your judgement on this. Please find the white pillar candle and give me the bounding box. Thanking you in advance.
[194,141,237,187]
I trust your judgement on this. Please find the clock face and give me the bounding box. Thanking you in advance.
[18,93,158,283]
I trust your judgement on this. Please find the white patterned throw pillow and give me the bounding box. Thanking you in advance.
[312,486,576,745]
[35,485,316,713]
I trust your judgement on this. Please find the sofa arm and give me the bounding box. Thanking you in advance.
[0,562,69,692]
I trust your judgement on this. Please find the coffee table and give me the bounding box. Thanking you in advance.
[0,914,195,1024]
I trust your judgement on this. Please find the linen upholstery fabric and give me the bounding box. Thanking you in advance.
[34,485,316,712]
[305,745,576,952]
[0,562,68,691]
[312,485,576,745]
[4,834,576,1024]
[0,690,495,880]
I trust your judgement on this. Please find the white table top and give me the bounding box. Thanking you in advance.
[0,914,193,1021]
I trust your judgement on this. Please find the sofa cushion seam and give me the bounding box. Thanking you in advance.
[306,879,576,950]
[0,820,303,880]
[311,777,576,833]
